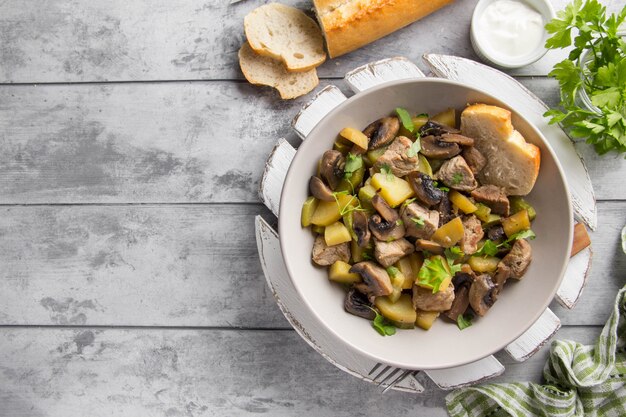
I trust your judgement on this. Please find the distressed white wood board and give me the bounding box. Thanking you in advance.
[423,53,597,231]
[256,216,424,393]
[1,80,624,204]
[1,0,623,83]
[0,326,602,416]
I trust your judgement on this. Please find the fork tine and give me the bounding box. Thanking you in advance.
[372,365,392,381]
[381,370,416,394]
[377,367,401,387]
[368,363,383,376]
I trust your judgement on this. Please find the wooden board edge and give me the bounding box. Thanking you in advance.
[504,308,561,362]
[424,356,505,390]
[258,139,296,217]
[556,246,593,309]
[291,85,347,141]
[344,56,426,93]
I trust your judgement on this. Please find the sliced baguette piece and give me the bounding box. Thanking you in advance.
[238,42,318,100]
[244,3,326,72]
[460,104,540,196]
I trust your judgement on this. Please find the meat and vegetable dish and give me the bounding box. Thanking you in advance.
[301,104,540,334]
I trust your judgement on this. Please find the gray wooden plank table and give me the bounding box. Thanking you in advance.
[0,0,624,415]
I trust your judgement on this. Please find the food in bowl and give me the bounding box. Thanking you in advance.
[301,103,541,334]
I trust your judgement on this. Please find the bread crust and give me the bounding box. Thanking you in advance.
[314,0,454,58]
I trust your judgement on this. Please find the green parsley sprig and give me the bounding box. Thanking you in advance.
[371,309,396,336]
[544,0,626,155]
[474,229,537,257]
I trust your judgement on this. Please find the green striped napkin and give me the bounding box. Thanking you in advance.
[446,285,626,417]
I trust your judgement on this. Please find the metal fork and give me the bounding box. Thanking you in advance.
[368,363,419,393]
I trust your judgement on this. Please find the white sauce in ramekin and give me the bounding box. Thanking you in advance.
[475,0,544,60]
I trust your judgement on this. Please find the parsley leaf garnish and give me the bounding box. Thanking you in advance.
[475,230,536,256]
[402,198,416,207]
[406,136,422,158]
[396,219,404,226]
[396,107,414,133]
[380,164,394,180]
[474,240,500,257]
[445,246,464,261]
[451,173,464,185]
[371,310,396,336]
[411,216,425,228]
[434,181,450,192]
[417,256,452,293]
[457,313,473,330]
[544,0,626,155]
[386,266,400,278]
[343,153,363,180]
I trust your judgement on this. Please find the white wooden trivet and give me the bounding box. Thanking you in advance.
[255,56,595,392]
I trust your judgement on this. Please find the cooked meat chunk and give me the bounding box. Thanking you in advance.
[350,262,393,296]
[469,274,497,316]
[311,235,350,266]
[471,185,510,216]
[419,135,461,159]
[374,238,414,267]
[460,215,484,255]
[438,192,454,226]
[436,156,478,192]
[400,202,439,239]
[408,172,444,207]
[369,214,405,241]
[499,239,532,279]
[374,136,420,177]
[462,146,487,175]
[413,284,455,312]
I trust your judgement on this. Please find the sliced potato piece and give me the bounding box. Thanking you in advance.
[325,221,352,246]
[510,197,537,221]
[431,108,456,128]
[395,257,414,289]
[502,209,531,237]
[358,184,377,211]
[328,261,361,284]
[415,310,440,330]
[310,194,357,226]
[468,255,500,273]
[375,294,416,329]
[449,190,478,214]
[412,115,429,131]
[350,239,373,263]
[370,173,415,208]
[340,127,369,150]
[431,217,465,248]
[301,196,319,227]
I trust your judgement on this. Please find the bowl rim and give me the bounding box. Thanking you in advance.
[470,0,556,69]
[278,77,573,370]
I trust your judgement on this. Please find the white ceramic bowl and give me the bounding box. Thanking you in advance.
[279,79,572,370]
[471,0,556,69]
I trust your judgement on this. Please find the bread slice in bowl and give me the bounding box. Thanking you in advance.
[460,104,540,196]
[244,3,326,72]
[238,42,319,100]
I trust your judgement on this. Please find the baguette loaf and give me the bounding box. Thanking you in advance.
[460,104,540,196]
[313,0,454,58]
[239,43,319,99]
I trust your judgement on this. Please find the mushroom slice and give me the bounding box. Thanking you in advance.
[352,211,371,248]
[374,238,414,268]
[444,269,476,322]
[344,288,376,320]
[414,239,445,255]
[436,155,478,192]
[419,120,461,136]
[349,262,393,296]
[369,214,405,242]
[437,192,454,227]
[499,239,532,279]
[493,264,511,298]
[440,133,475,146]
[371,193,399,222]
[407,172,444,207]
[419,135,462,159]
[309,176,335,202]
[469,274,497,316]
[320,150,345,190]
[363,117,400,149]
[412,284,455,312]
